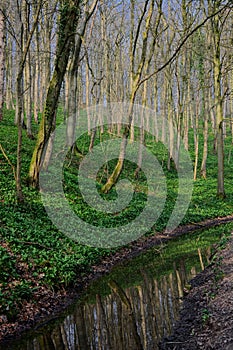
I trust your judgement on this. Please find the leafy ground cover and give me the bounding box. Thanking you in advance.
[0,107,233,325]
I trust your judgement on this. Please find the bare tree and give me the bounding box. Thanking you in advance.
[211,0,226,197]
[29,0,98,188]
[102,0,158,193]
[0,1,5,121]
[15,0,42,201]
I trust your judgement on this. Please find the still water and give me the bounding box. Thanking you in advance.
[2,229,223,350]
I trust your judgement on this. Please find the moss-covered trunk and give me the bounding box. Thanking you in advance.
[28,0,82,188]
[0,8,5,121]
[101,101,135,194]
[101,0,156,194]
[212,6,225,198]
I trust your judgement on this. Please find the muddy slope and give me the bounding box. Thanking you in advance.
[160,235,233,350]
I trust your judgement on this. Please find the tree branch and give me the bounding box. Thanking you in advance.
[137,1,232,89]
[0,143,16,180]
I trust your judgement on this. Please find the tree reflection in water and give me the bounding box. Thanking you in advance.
[15,247,209,350]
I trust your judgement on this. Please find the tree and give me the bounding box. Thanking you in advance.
[0,1,5,121]
[66,0,98,149]
[211,0,226,197]
[101,0,232,194]
[15,0,42,201]
[28,0,86,187]
[1,0,232,200]
[101,0,158,193]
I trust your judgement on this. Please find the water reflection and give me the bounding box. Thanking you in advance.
[10,247,209,350]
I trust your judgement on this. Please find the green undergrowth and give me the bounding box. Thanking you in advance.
[0,107,233,320]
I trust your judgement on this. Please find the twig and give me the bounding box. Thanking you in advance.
[189,221,206,227]
[14,240,53,250]
[0,143,17,180]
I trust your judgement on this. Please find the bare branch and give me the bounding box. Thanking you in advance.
[0,144,16,180]
[138,1,233,90]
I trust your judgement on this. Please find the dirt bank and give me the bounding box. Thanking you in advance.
[160,234,233,350]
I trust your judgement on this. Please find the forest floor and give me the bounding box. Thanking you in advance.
[1,215,233,346]
[160,233,233,350]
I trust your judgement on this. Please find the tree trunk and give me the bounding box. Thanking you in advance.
[102,0,155,193]
[0,6,5,121]
[15,0,42,201]
[5,36,14,110]
[212,5,225,197]
[101,100,135,193]
[33,25,40,123]
[16,76,24,202]
[200,112,209,179]
[28,0,83,188]
[66,0,98,147]
[23,1,33,137]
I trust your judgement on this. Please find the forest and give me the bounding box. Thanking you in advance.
[0,0,233,345]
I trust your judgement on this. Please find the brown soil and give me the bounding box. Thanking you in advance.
[1,214,233,345]
[160,233,233,350]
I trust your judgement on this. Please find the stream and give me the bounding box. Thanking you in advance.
[2,227,225,350]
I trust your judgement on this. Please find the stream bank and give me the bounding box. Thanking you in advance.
[160,234,233,350]
[1,215,233,345]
